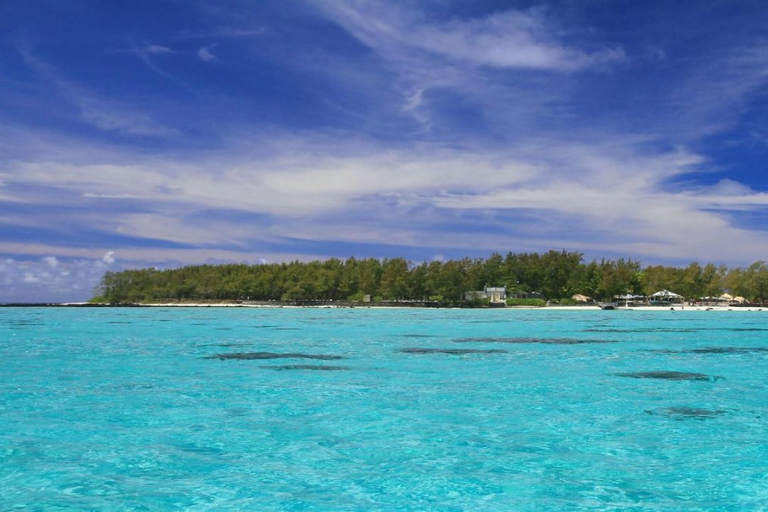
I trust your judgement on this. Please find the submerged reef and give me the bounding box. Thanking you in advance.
[264,364,349,371]
[399,348,507,354]
[206,352,343,361]
[454,337,617,345]
[615,371,722,381]
[650,347,768,354]
[645,407,727,419]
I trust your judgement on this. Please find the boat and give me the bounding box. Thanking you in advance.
[598,302,617,310]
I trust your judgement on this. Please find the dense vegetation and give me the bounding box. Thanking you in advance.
[92,251,768,305]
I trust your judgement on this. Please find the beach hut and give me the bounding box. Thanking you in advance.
[571,294,591,303]
[718,293,733,303]
[615,293,645,307]
[732,296,748,305]
[650,289,683,305]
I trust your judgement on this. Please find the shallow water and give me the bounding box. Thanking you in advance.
[2,307,768,510]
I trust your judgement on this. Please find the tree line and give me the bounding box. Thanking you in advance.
[92,251,768,305]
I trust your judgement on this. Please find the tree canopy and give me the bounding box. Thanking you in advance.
[92,251,768,305]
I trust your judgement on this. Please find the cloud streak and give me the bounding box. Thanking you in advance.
[314,2,623,72]
[14,44,179,138]
[125,43,178,79]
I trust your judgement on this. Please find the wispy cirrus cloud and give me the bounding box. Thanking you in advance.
[303,1,623,137]
[670,43,768,140]
[123,42,179,79]
[313,2,623,72]
[131,44,175,56]
[179,26,267,40]
[14,44,179,138]
[78,103,179,137]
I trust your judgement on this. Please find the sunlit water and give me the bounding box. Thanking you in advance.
[2,307,768,511]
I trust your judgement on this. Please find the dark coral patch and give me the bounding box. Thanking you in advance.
[615,371,721,381]
[455,337,617,345]
[645,407,727,419]
[587,327,768,333]
[690,347,768,354]
[400,348,507,354]
[195,342,251,348]
[650,347,768,354]
[265,364,349,371]
[584,327,701,333]
[206,352,343,361]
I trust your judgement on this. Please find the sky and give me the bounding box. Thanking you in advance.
[2,0,768,302]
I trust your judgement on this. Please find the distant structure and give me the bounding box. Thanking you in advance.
[466,286,507,303]
[649,289,683,306]
[508,291,544,300]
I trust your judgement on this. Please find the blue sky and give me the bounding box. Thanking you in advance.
[3,0,768,301]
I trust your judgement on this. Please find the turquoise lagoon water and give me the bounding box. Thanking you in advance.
[2,306,768,511]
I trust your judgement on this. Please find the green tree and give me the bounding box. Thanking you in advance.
[380,258,410,300]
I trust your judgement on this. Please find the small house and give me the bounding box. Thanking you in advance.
[484,287,507,303]
[465,286,507,303]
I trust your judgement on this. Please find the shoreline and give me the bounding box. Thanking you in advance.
[2,302,765,312]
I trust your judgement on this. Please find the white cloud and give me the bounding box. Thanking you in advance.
[9,149,535,219]
[22,272,40,283]
[197,45,217,62]
[82,193,137,199]
[412,10,623,71]
[102,251,116,264]
[314,2,623,72]
[0,254,116,302]
[141,45,175,55]
[6,133,768,266]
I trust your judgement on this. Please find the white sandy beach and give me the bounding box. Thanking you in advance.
[66,302,768,312]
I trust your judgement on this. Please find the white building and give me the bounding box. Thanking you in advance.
[466,286,507,303]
